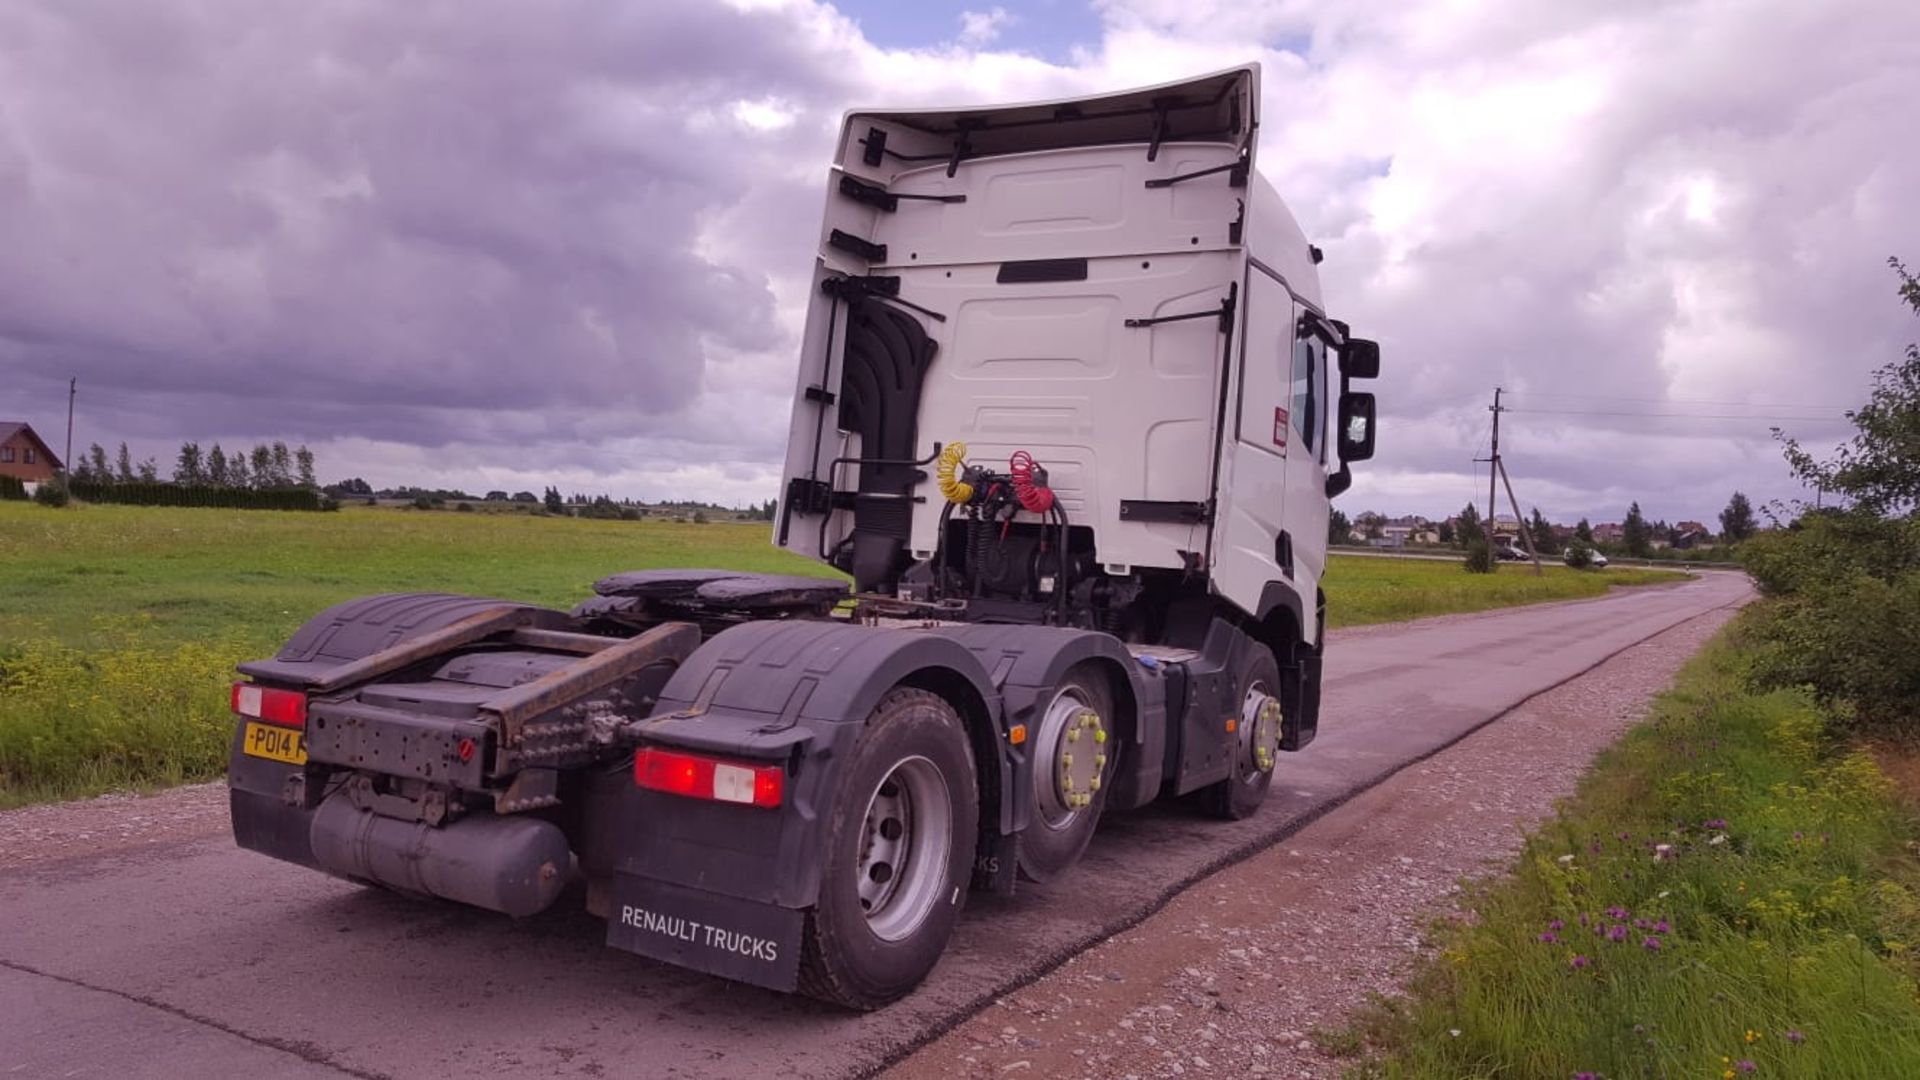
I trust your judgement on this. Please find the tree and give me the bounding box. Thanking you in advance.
[174,441,203,485]
[1328,508,1350,545]
[511,491,538,503]
[295,445,316,489]
[1623,502,1652,558]
[1455,503,1484,548]
[270,441,294,486]
[1778,258,1920,515]
[1720,491,1757,542]
[87,443,110,481]
[543,486,567,515]
[1575,518,1595,545]
[206,444,229,486]
[1437,518,1455,544]
[115,442,134,482]
[1527,507,1559,555]
[136,458,158,482]
[229,455,252,488]
[485,490,510,502]
[249,444,274,487]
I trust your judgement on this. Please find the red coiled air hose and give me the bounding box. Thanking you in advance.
[1008,451,1055,514]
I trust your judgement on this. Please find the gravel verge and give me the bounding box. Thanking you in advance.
[883,602,1740,1080]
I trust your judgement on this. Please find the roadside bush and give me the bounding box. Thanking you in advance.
[0,476,26,500]
[32,481,70,507]
[1463,537,1495,573]
[1564,542,1595,569]
[1741,512,1920,733]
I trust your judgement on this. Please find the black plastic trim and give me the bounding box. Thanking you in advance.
[996,257,1088,284]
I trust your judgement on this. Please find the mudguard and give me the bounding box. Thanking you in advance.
[929,625,1171,817]
[590,620,1004,911]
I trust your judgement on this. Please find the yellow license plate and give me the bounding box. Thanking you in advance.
[242,721,307,765]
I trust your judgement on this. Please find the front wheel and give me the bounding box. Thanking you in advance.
[797,687,979,1009]
[1199,642,1283,821]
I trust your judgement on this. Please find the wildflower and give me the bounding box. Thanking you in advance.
[1737,1060,1756,1073]
[1579,913,1590,926]
[1549,919,1565,931]
[1557,854,1576,865]
[1655,920,1671,933]
[1539,932,1560,944]
[1642,936,1662,951]
[1745,1030,1760,1044]
[1570,955,1590,969]
[1785,1030,1805,1045]
[1618,832,1630,841]
[1709,834,1728,846]
[1658,890,1671,899]
[1654,843,1674,860]
[1573,1073,1598,1080]
[1606,906,1630,920]
[1609,925,1629,943]
[1449,1029,1461,1038]
[1634,918,1650,929]
[1705,818,1728,830]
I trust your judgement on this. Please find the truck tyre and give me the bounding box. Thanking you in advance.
[1017,663,1117,883]
[798,687,979,1010]
[1199,643,1283,821]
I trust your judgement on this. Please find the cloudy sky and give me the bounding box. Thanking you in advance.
[4,0,1917,525]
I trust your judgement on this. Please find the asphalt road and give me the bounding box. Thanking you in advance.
[0,572,1752,1080]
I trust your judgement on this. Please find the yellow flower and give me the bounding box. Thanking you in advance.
[1745,1029,1761,1043]
[1722,1071,1734,1079]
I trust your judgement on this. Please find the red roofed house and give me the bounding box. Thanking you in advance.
[0,421,62,489]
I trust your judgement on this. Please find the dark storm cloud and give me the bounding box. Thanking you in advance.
[0,0,853,454]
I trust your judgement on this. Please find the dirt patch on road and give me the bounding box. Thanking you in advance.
[0,782,227,872]
[884,604,1740,1080]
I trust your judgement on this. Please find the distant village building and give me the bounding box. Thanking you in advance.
[1591,522,1625,544]
[0,421,61,490]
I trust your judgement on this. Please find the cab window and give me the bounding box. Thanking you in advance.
[1291,329,1326,461]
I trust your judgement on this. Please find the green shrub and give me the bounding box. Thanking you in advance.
[1463,537,1495,573]
[1565,541,1595,569]
[0,476,26,501]
[67,478,325,511]
[1742,512,1920,733]
[32,482,70,507]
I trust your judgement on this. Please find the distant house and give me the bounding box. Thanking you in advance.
[1671,522,1714,550]
[1592,522,1625,544]
[0,421,61,489]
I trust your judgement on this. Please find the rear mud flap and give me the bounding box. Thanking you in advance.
[606,874,805,992]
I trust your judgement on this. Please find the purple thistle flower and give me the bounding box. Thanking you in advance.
[1618,832,1630,842]
[1549,919,1565,931]
[1609,925,1629,942]
[1606,906,1630,920]
[1655,920,1671,934]
[1642,936,1662,951]
[1579,913,1590,926]
[1704,819,1728,830]
[1570,955,1590,969]
[1573,1073,1598,1080]
[1634,918,1650,929]
[1736,1060,1756,1073]
[1786,1030,1805,1044]
[1539,932,1560,944]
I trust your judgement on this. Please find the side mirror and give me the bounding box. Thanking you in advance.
[1341,338,1380,380]
[1338,392,1376,462]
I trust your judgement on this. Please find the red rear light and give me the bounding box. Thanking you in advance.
[230,682,308,729]
[634,747,783,809]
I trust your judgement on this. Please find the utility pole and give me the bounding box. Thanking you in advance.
[64,377,76,484]
[1486,386,1502,530]
[1479,386,1542,575]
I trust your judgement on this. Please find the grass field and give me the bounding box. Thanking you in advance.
[1334,621,1920,1078]
[0,503,1686,806]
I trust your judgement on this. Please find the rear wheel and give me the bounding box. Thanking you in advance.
[1200,643,1283,820]
[1017,663,1117,883]
[798,687,978,1009]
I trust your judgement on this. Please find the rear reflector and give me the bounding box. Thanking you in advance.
[634,747,783,809]
[231,682,307,729]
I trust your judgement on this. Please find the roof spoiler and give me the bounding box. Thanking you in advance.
[837,65,1260,179]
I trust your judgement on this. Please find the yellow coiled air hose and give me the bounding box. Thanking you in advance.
[936,441,974,505]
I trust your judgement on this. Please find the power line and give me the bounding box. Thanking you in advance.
[1505,390,1855,410]
[1506,407,1845,422]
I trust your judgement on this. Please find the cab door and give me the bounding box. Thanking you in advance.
[1209,264,1294,614]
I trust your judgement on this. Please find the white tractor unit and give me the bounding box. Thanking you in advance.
[226,65,1379,1009]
